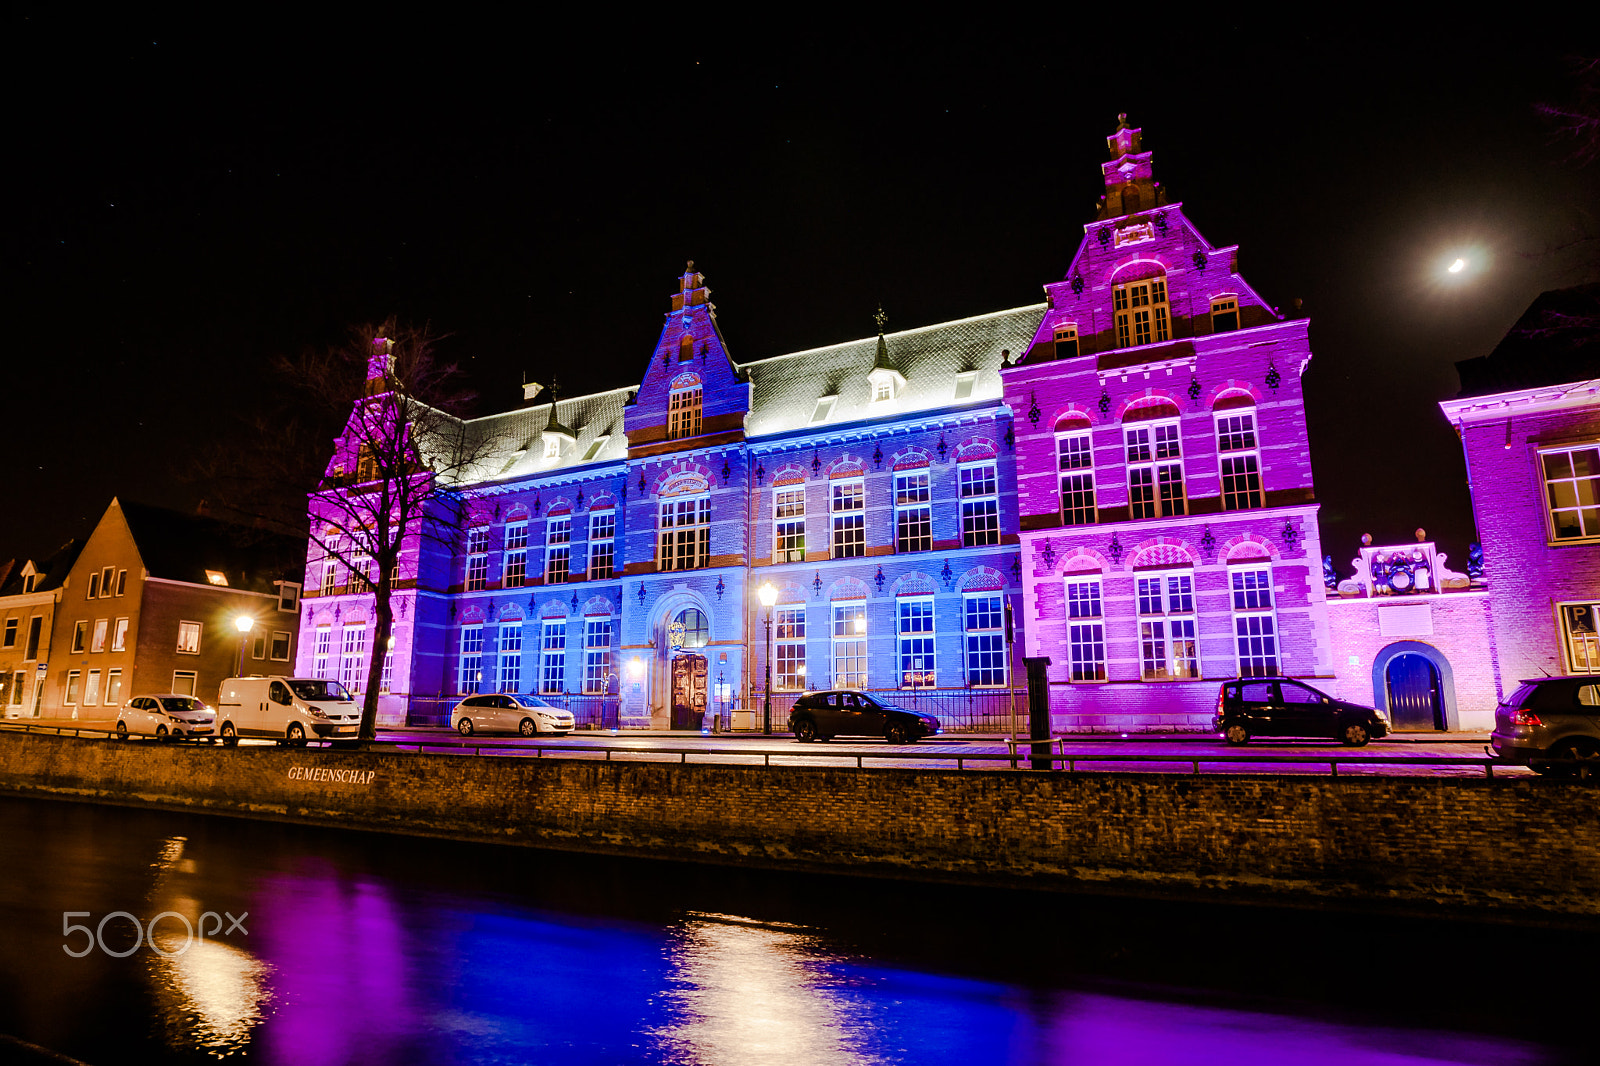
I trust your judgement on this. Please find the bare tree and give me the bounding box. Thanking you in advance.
[201,318,503,740]
[1539,56,1600,168]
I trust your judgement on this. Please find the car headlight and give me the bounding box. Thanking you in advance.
[306,707,329,719]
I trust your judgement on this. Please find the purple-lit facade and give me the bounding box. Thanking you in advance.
[1439,284,1600,694]
[1002,118,1333,730]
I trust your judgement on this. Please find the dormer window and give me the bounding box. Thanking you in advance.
[810,395,838,424]
[582,435,610,462]
[1054,326,1079,359]
[205,570,229,586]
[1211,297,1240,333]
[867,366,904,406]
[1114,277,1170,348]
[874,381,892,401]
[543,436,561,460]
[953,372,977,401]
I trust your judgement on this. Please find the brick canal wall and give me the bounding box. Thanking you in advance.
[2,730,1595,921]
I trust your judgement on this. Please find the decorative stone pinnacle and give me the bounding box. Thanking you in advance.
[873,304,888,334]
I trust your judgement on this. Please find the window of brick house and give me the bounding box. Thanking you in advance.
[1114,277,1170,348]
[1542,445,1600,541]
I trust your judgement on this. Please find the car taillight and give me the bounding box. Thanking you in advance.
[1510,708,1542,727]
[1215,687,1225,714]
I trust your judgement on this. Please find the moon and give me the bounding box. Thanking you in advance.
[1448,258,1467,274]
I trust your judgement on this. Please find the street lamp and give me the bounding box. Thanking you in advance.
[758,582,777,735]
[233,615,255,676]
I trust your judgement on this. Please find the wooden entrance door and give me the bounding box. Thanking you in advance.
[671,654,708,730]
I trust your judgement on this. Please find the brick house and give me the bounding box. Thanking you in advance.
[0,539,83,717]
[27,499,304,719]
[1001,117,1333,730]
[1439,283,1600,695]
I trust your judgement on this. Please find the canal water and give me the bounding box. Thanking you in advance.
[0,794,1590,1065]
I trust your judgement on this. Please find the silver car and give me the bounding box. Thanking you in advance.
[1489,677,1600,777]
[116,694,217,742]
[452,693,575,737]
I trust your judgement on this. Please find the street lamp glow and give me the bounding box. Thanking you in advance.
[1448,258,1467,274]
[758,582,777,608]
[234,615,255,634]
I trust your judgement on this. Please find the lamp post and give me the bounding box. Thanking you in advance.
[233,615,255,677]
[758,582,777,735]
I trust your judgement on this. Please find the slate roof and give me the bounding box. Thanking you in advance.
[441,386,634,484]
[741,305,1045,439]
[1455,284,1600,398]
[0,538,83,596]
[119,502,306,594]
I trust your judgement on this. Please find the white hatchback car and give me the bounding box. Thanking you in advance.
[452,693,575,737]
[117,694,217,742]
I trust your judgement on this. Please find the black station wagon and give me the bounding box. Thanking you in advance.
[787,690,941,744]
[1214,677,1391,746]
[1490,677,1600,777]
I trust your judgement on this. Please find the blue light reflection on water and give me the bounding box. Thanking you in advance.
[0,797,1576,1065]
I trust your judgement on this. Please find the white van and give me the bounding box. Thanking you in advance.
[217,676,362,746]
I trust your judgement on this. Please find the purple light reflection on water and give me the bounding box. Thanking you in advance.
[0,797,1579,1066]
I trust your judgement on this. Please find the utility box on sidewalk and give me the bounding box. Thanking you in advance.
[1023,656,1052,770]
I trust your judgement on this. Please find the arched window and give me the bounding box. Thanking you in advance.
[1113,275,1170,348]
[667,384,702,440]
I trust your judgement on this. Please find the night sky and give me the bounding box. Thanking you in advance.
[8,13,1597,578]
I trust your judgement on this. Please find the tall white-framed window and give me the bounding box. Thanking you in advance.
[171,672,197,697]
[1126,421,1185,519]
[584,618,613,694]
[459,625,484,694]
[588,511,616,580]
[83,669,101,706]
[380,644,394,693]
[1231,566,1278,676]
[541,621,567,694]
[1066,576,1106,682]
[1057,430,1096,526]
[963,593,1006,688]
[8,671,24,707]
[1113,276,1170,348]
[667,385,703,440]
[1542,445,1600,542]
[831,480,865,558]
[959,462,1000,546]
[774,488,807,562]
[897,598,936,690]
[465,527,489,591]
[832,602,867,689]
[349,539,372,593]
[105,669,123,706]
[545,517,571,583]
[659,496,711,570]
[1559,601,1600,674]
[1137,569,1199,680]
[1216,411,1263,510]
[498,622,523,692]
[341,623,367,692]
[895,471,932,553]
[65,671,82,705]
[504,521,529,587]
[313,625,332,678]
[91,618,107,654]
[321,535,341,596]
[775,606,807,690]
[271,631,291,661]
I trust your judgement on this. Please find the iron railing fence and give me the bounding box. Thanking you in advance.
[0,720,1559,779]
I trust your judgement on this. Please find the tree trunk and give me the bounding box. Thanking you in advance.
[361,568,394,741]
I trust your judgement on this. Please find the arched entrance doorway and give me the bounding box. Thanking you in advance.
[668,607,709,731]
[1386,654,1444,731]
[1370,640,1458,731]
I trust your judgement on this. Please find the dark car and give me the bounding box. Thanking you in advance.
[1490,677,1600,777]
[787,690,941,744]
[1213,677,1390,746]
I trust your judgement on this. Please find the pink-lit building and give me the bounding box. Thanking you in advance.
[1439,284,1600,694]
[1003,118,1333,730]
